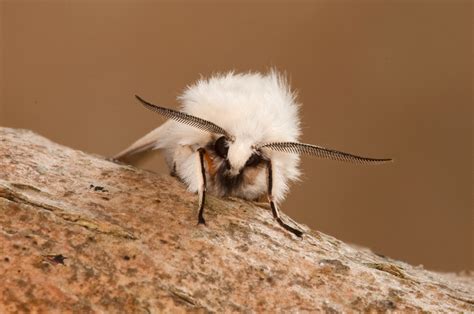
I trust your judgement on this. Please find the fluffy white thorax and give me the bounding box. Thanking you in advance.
[158,70,302,203]
[179,71,301,145]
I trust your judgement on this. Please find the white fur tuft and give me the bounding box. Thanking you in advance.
[124,71,302,203]
[174,70,302,203]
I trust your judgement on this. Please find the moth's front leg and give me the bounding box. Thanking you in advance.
[196,147,207,225]
[266,159,303,237]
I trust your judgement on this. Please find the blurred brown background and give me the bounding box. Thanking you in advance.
[0,1,471,271]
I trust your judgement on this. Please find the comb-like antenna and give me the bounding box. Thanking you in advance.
[135,95,232,138]
[259,142,392,164]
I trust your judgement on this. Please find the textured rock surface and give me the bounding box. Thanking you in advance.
[0,127,472,313]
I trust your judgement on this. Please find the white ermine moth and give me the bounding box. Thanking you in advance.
[115,71,392,237]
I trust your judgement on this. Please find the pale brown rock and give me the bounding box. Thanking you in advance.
[0,127,472,313]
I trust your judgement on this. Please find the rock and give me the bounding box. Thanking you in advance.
[0,127,472,312]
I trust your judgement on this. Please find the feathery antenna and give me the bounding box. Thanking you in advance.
[260,142,392,165]
[135,95,231,138]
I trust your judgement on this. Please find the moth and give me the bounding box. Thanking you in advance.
[115,71,391,237]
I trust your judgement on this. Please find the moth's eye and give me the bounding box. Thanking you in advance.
[245,153,262,167]
[214,136,229,159]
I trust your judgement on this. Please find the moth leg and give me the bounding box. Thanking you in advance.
[170,162,178,177]
[197,148,207,225]
[266,160,303,237]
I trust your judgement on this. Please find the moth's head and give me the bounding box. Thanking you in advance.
[212,136,263,177]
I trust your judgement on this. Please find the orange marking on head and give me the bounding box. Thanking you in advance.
[204,151,217,177]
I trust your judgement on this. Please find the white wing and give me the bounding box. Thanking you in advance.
[114,122,171,160]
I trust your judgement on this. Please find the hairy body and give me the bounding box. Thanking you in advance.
[117,71,301,203]
[115,71,391,237]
